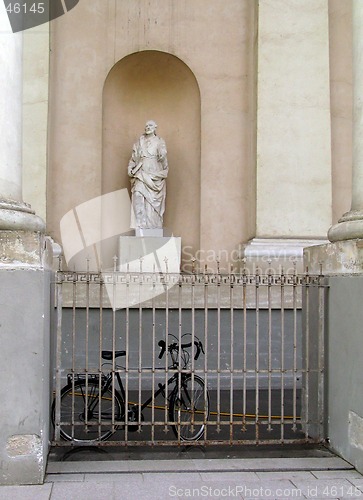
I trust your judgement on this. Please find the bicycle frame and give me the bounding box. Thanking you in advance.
[53,335,209,443]
[88,370,187,417]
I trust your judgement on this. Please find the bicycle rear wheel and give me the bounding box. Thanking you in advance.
[169,374,209,441]
[52,380,124,443]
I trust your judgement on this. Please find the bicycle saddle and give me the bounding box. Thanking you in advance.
[101,350,126,360]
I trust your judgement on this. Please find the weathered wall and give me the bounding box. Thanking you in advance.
[47,0,257,269]
[0,269,51,485]
[327,276,363,474]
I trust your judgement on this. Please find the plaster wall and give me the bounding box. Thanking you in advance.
[256,0,332,238]
[47,0,256,268]
[327,276,363,474]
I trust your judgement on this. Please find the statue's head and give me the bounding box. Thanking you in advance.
[145,120,157,135]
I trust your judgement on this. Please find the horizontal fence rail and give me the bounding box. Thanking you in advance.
[51,268,327,447]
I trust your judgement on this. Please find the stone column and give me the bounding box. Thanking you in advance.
[328,0,363,242]
[0,4,44,237]
[0,4,51,486]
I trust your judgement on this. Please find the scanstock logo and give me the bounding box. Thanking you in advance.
[60,189,181,310]
[3,0,79,33]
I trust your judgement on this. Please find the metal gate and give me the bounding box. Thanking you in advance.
[51,266,327,447]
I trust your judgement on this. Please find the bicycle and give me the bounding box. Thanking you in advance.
[52,334,210,443]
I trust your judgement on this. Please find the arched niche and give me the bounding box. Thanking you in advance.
[102,50,201,265]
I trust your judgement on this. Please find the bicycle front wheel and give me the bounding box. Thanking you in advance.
[52,380,124,443]
[169,374,209,441]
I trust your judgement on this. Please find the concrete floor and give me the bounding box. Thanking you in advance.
[1,450,362,499]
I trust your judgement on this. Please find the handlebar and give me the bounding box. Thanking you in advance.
[158,338,204,361]
[158,340,166,359]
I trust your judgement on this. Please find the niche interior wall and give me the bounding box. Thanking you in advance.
[102,50,201,264]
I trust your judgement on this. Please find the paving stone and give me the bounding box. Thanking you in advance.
[130,477,210,500]
[47,460,130,474]
[256,471,316,480]
[312,470,363,480]
[0,484,53,500]
[51,481,114,500]
[142,471,202,483]
[220,479,298,499]
[45,473,85,482]
[199,471,259,482]
[347,478,363,495]
[84,472,144,484]
[291,478,362,499]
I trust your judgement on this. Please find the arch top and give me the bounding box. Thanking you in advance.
[104,50,200,97]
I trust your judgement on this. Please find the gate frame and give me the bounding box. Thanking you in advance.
[51,267,328,447]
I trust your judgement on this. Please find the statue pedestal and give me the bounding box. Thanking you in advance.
[135,228,164,237]
[118,235,181,273]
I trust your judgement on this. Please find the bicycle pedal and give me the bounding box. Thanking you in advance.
[127,409,144,432]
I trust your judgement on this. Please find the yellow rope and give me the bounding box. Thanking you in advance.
[66,392,301,421]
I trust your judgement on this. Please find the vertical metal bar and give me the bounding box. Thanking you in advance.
[176,274,183,441]
[217,268,221,433]
[317,275,326,441]
[204,267,209,442]
[164,271,169,434]
[138,270,143,430]
[191,272,196,435]
[229,266,234,444]
[54,272,63,441]
[292,267,298,432]
[304,271,310,439]
[98,275,103,439]
[242,268,247,433]
[255,270,260,444]
[71,272,77,440]
[151,269,156,444]
[267,270,272,432]
[178,274,182,352]
[125,268,130,444]
[280,270,285,443]
[111,269,117,434]
[85,265,90,432]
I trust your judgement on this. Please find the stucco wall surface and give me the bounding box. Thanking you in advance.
[256,0,332,238]
[47,0,256,268]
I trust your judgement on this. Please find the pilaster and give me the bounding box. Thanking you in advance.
[256,0,332,239]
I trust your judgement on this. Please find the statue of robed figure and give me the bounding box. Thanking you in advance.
[128,120,168,229]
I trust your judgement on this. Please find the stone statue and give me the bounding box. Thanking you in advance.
[128,120,168,229]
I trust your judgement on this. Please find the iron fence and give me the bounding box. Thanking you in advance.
[51,267,327,447]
